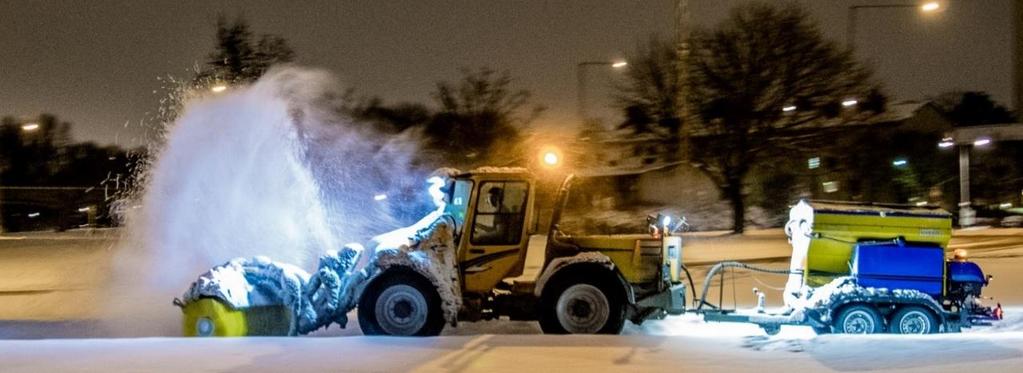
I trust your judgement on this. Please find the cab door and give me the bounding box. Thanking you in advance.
[461,180,531,293]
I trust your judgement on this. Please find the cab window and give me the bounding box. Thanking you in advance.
[445,179,473,231]
[471,181,528,245]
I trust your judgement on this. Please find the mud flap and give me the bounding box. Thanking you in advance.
[632,283,687,323]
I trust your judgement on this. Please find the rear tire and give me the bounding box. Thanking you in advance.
[358,270,445,336]
[538,272,625,335]
[834,304,884,334]
[889,306,939,334]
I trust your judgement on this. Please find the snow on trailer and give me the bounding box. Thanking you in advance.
[695,200,1002,335]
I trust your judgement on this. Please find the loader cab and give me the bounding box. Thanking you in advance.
[449,168,536,294]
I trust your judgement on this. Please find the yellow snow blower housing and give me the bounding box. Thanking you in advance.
[786,200,952,288]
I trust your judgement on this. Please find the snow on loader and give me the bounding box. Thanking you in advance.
[695,200,1003,335]
[176,168,687,336]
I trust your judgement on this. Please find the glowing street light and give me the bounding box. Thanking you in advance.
[920,2,941,12]
[611,61,629,68]
[542,152,560,167]
[841,99,858,107]
[974,138,992,147]
[892,158,908,167]
[539,146,562,168]
[782,105,797,112]
[938,137,955,148]
[21,123,39,131]
[211,85,228,93]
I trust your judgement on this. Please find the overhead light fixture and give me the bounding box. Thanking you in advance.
[921,2,940,12]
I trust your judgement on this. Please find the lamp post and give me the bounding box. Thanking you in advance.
[940,124,1023,226]
[847,2,942,49]
[576,61,627,124]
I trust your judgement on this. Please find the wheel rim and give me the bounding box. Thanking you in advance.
[898,310,932,334]
[842,309,876,334]
[196,317,215,337]
[375,284,429,336]
[555,284,609,334]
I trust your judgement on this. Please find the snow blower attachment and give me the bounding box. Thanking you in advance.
[700,200,1001,335]
[177,243,366,336]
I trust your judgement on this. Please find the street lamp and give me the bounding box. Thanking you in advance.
[539,146,563,169]
[21,123,39,131]
[921,2,941,12]
[211,85,228,93]
[577,60,628,123]
[847,2,942,49]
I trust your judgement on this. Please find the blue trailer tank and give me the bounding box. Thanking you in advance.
[852,240,945,297]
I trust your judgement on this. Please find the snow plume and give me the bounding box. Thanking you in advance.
[104,67,428,336]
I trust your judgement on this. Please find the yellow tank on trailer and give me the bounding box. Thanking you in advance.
[785,200,952,291]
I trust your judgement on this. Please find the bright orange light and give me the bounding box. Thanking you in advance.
[543,152,559,166]
[953,249,968,261]
[921,2,940,12]
[539,147,562,168]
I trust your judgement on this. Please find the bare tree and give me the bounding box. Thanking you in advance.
[685,2,880,233]
[426,67,545,167]
[194,16,295,86]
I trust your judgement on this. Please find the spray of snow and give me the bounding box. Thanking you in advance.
[104,67,429,336]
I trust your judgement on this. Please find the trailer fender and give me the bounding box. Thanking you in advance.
[534,252,634,304]
[816,287,946,327]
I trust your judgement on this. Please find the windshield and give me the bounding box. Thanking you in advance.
[445,179,473,230]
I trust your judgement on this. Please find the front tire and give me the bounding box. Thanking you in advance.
[889,306,939,334]
[834,304,884,334]
[539,274,625,334]
[358,270,445,336]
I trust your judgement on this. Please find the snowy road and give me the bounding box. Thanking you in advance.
[1,229,1022,372]
[1,323,1022,372]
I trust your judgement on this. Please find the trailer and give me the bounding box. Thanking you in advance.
[694,200,1003,335]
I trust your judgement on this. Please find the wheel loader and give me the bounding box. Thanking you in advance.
[177,167,686,336]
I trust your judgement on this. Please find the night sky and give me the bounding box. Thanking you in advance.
[0,0,1014,147]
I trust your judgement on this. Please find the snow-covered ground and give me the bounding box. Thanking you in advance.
[1,229,1022,372]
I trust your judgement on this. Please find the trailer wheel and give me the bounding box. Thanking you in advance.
[358,270,445,336]
[834,304,884,334]
[890,306,939,334]
[539,271,625,335]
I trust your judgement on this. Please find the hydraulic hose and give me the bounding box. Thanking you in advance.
[681,263,698,308]
[695,261,798,311]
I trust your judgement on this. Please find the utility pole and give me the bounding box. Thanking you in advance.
[675,0,690,160]
[1014,0,1023,112]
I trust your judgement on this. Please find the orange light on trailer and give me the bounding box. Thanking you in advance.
[953,249,968,261]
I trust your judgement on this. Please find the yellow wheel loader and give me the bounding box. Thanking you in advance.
[177,167,686,336]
